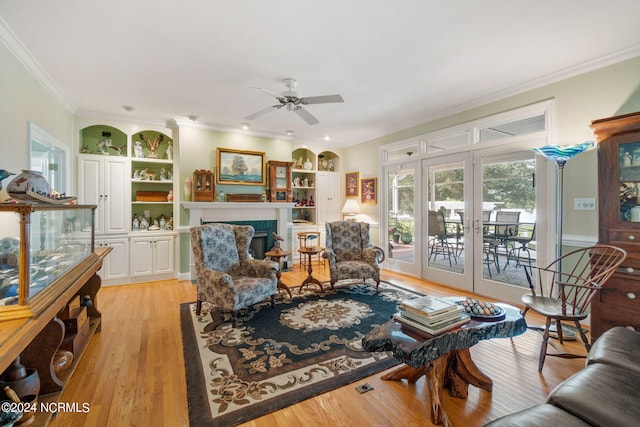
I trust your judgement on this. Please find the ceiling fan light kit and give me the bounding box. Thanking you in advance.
[244,78,343,126]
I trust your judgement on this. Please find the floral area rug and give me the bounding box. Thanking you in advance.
[180,280,419,426]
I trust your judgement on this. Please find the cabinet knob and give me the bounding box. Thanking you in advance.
[627,267,635,273]
[627,292,636,299]
[629,235,636,240]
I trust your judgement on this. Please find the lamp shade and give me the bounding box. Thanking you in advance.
[341,199,361,215]
[533,141,594,166]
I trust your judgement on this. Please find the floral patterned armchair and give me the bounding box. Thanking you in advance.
[323,221,386,292]
[190,223,278,326]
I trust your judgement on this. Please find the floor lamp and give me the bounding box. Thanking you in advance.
[533,142,594,260]
[533,141,594,338]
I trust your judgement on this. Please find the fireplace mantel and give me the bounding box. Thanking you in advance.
[182,202,295,248]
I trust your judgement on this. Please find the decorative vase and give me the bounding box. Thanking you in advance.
[6,170,51,200]
[184,178,192,202]
[0,358,40,400]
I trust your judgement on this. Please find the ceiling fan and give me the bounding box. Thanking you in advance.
[244,78,343,125]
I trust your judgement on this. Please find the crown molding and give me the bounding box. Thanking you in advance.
[0,17,75,113]
[344,44,640,147]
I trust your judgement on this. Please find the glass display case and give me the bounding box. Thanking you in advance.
[0,203,96,320]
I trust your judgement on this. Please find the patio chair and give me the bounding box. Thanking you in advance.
[505,223,536,274]
[428,210,457,266]
[190,223,278,327]
[521,245,627,371]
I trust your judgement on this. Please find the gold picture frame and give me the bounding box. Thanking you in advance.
[360,177,377,204]
[346,171,359,198]
[216,148,266,185]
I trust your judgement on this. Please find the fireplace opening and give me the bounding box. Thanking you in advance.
[249,231,267,259]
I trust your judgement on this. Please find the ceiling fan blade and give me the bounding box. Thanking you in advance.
[300,94,344,105]
[244,105,280,120]
[295,107,320,125]
[251,86,286,101]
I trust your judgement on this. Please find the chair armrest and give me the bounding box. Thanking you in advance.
[200,268,233,287]
[322,248,336,261]
[363,246,385,265]
[246,258,278,278]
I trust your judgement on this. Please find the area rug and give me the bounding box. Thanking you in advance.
[181,280,419,426]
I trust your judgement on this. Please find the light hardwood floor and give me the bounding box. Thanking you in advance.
[54,268,586,426]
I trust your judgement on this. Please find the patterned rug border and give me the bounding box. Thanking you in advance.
[181,280,420,426]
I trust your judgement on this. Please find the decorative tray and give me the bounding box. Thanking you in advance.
[456,298,505,321]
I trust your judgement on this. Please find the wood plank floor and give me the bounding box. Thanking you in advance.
[54,267,587,426]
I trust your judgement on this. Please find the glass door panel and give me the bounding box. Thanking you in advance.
[386,166,418,276]
[474,151,540,303]
[422,154,473,292]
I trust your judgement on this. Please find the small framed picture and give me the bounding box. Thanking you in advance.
[360,177,377,204]
[346,171,359,198]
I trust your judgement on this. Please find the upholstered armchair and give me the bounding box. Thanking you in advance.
[190,223,278,326]
[323,221,385,292]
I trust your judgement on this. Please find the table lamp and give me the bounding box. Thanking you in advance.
[341,199,361,221]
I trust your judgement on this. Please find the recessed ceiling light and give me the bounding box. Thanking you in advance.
[122,105,135,112]
[324,135,331,141]
[241,123,250,130]
[285,130,294,136]
[188,115,198,121]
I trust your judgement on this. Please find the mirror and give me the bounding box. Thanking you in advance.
[29,121,70,194]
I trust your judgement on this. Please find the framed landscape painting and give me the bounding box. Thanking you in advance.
[360,177,377,203]
[216,148,266,185]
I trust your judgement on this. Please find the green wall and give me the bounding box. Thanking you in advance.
[0,41,73,199]
[176,126,293,273]
[343,55,640,241]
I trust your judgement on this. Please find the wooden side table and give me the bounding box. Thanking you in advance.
[264,249,293,299]
[298,247,325,293]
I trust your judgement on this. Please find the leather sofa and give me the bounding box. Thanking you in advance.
[485,326,640,427]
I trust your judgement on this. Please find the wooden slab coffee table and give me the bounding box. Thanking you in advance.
[362,302,526,426]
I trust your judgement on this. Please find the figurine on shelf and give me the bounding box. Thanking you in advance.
[159,215,166,230]
[166,140,173,160]
[304,158,312,170]
[133,169,141,180]
[134,141,144,158]
[294,156,304,169]
[293,176,300,187]
[167,190,173,202]
[132,214,140,231]
[139,216,149,230]
[97,131,112,155]
[165,216,174,230]
[160,168,167,181]
[148,219,160,231]
[140,133,163,159]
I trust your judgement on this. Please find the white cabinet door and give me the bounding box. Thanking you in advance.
[78,157,104,233]
[154,236,175,275]
[129,237,154,277]
[317,172,342,225]
[78,156,129,235]
[104,158,129,234]
[129,235,174,277]
[97,237,129,281]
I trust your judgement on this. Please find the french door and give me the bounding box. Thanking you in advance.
[421,146,549,304]
[385,161,420,277]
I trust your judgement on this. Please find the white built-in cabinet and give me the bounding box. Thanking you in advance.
[129,235,175,278]
[96,237,129,281]
[78,155,129,235]
[291,146,342,263]
[76,121,177,285]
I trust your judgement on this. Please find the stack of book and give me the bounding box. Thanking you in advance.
[394,295,470,335]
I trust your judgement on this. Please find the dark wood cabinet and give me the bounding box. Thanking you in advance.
[268,161,292,202]
[592,111,640,341]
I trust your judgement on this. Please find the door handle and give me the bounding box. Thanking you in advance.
[474,218,480,233]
